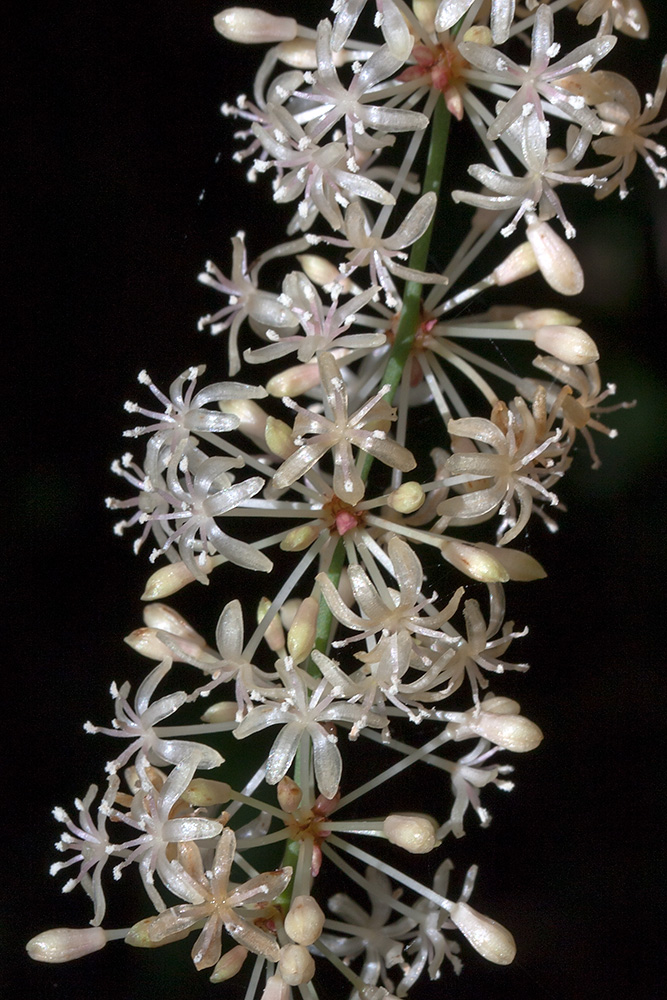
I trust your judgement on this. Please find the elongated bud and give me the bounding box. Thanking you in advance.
[477,543,547,581]
[388,481,425,513]
[514,308,580,329]
[181,778,232,807]
[219,398,268,443]
[442,540,510,583]
[413,0,438,33]
[261,974,291,1000]
[449,901,516,965]
[201,700,238,723]
[265,416,295,459]
[463,24,493,44]
[481,696,521,715]
[210,944,248,982]
[285,895,325,945]
[27,927,107,963]
[533,324,599,365]
[287,596,318,664]
[383,814,438,854]
[258,597,285,651]
[125,916,190,948]
[124,627,173,660]
[281,523,321,552]
[447,708,543,752]
[491,242,539,286]
[296,253,353,291]
[526,220,584,296]
[214,8,298,44]
[279,943,316,986]
[266,350,348,397]
[141,557,215,600]
[277,775,302,813]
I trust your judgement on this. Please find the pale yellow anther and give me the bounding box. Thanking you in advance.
[284,895,325,945]
[383,814,438,854]
[388,481,425,513]
[287,596,319,664]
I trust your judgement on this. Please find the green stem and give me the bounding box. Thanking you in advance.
[360,92,451,481]
[283,96,452,899]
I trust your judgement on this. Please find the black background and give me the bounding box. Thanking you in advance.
[6,2,666,998]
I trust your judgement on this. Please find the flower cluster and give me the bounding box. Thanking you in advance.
[29,3,660,999]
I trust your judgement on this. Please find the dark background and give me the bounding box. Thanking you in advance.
[6,2,666,998]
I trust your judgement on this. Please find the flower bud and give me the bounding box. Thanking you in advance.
[210,944,248,982]
[388,481,425,513]
[533,324,599,365]
[141,557,215,600]
[477,543,547,581]
[285,895,325,945]
[258,596,285,651]
[180,778,232,807]
[274,39,317,69]
[491,242,539,286]
[526,220,584,296]
[124,627,173,660]
[265,416,295,459]
[27,927,107,963]
[481,696,521,715]
[214,8,298,44]
[277,775,302,813]
[383,814,438,854]
[201,700,238,723]
[449,901,516,965]
[267,350,348,397]
[287,597,318,664]
[296,253,353,291]
[260,974,291,1000]
[125,916,191,948]
[281,523,321,552]
[279,943,316,985]
[413,1,439,34]
[514,308,579,329]
[441,540,510,583]
[219,398,268,443]
[465,709,543,752]
[463,25,493,44]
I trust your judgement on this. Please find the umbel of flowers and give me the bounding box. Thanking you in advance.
[28,2,663,998]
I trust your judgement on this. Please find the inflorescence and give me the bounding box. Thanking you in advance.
[28,3,664,998]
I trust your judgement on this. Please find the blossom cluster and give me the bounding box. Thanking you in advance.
[29,3,662,999]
